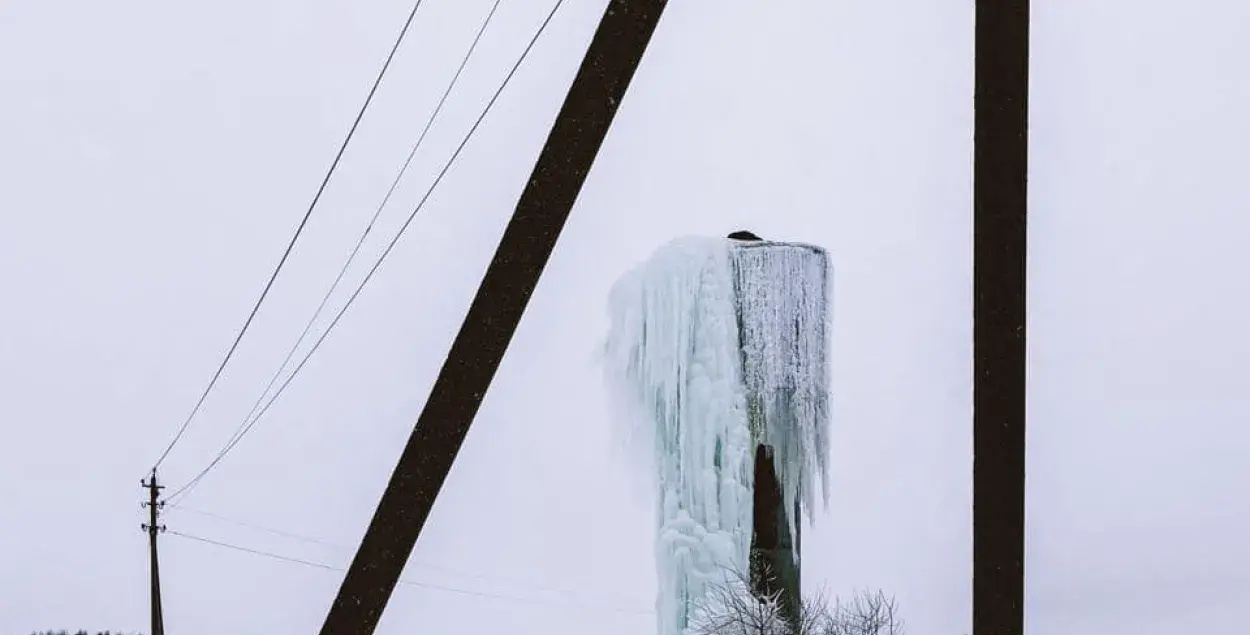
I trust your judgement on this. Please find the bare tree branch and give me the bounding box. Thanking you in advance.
[688,565,905,635]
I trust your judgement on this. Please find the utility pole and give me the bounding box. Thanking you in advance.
[318,2,669,634]
[141,470,166,635]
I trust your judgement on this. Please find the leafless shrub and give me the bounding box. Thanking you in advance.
[825,590,905,635]
[688,565,904,635]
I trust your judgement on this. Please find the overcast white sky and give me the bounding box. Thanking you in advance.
[1029,2,1250,634]
[0,1,972,634]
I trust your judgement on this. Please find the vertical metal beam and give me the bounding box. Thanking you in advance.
[974,0,1029,634]
[317,2,669,634]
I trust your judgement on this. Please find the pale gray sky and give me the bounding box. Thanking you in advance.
[0,1,971,634]
[1029,1,1250,634]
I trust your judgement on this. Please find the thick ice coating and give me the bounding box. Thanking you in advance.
[602,235,831,635]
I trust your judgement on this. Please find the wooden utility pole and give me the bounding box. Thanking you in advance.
[140,470,166,635]
[317,1,669,634]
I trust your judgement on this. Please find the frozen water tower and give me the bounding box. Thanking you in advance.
[603,231,831,635]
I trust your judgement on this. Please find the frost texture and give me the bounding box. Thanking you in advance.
[602,235,831,635]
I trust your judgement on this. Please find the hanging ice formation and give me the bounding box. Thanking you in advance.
[602,234,832,635]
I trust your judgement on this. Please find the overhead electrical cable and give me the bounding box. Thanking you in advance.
[168,505,641,600]
[167,506,342,549]
[149,0,429,474]
[164,0,565,506]
[169,530,342,571]
[167,529,654,614]
[177,0,504,504]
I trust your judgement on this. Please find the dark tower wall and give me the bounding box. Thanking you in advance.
[749,444,802,628]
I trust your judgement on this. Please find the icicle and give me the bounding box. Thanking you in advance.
[729,240,832,541]
[602,235,831,635]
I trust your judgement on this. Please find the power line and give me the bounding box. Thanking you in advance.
[167,529,653,615]
[166,505,631,600]
[149,0,428,473]
[165,0,564,505]
[167,0,504,507]
[169,530,341,571]
[166,506,342,549]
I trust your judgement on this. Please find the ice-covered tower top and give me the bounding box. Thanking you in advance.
[727,237,831,532]
[604,234,832,529]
